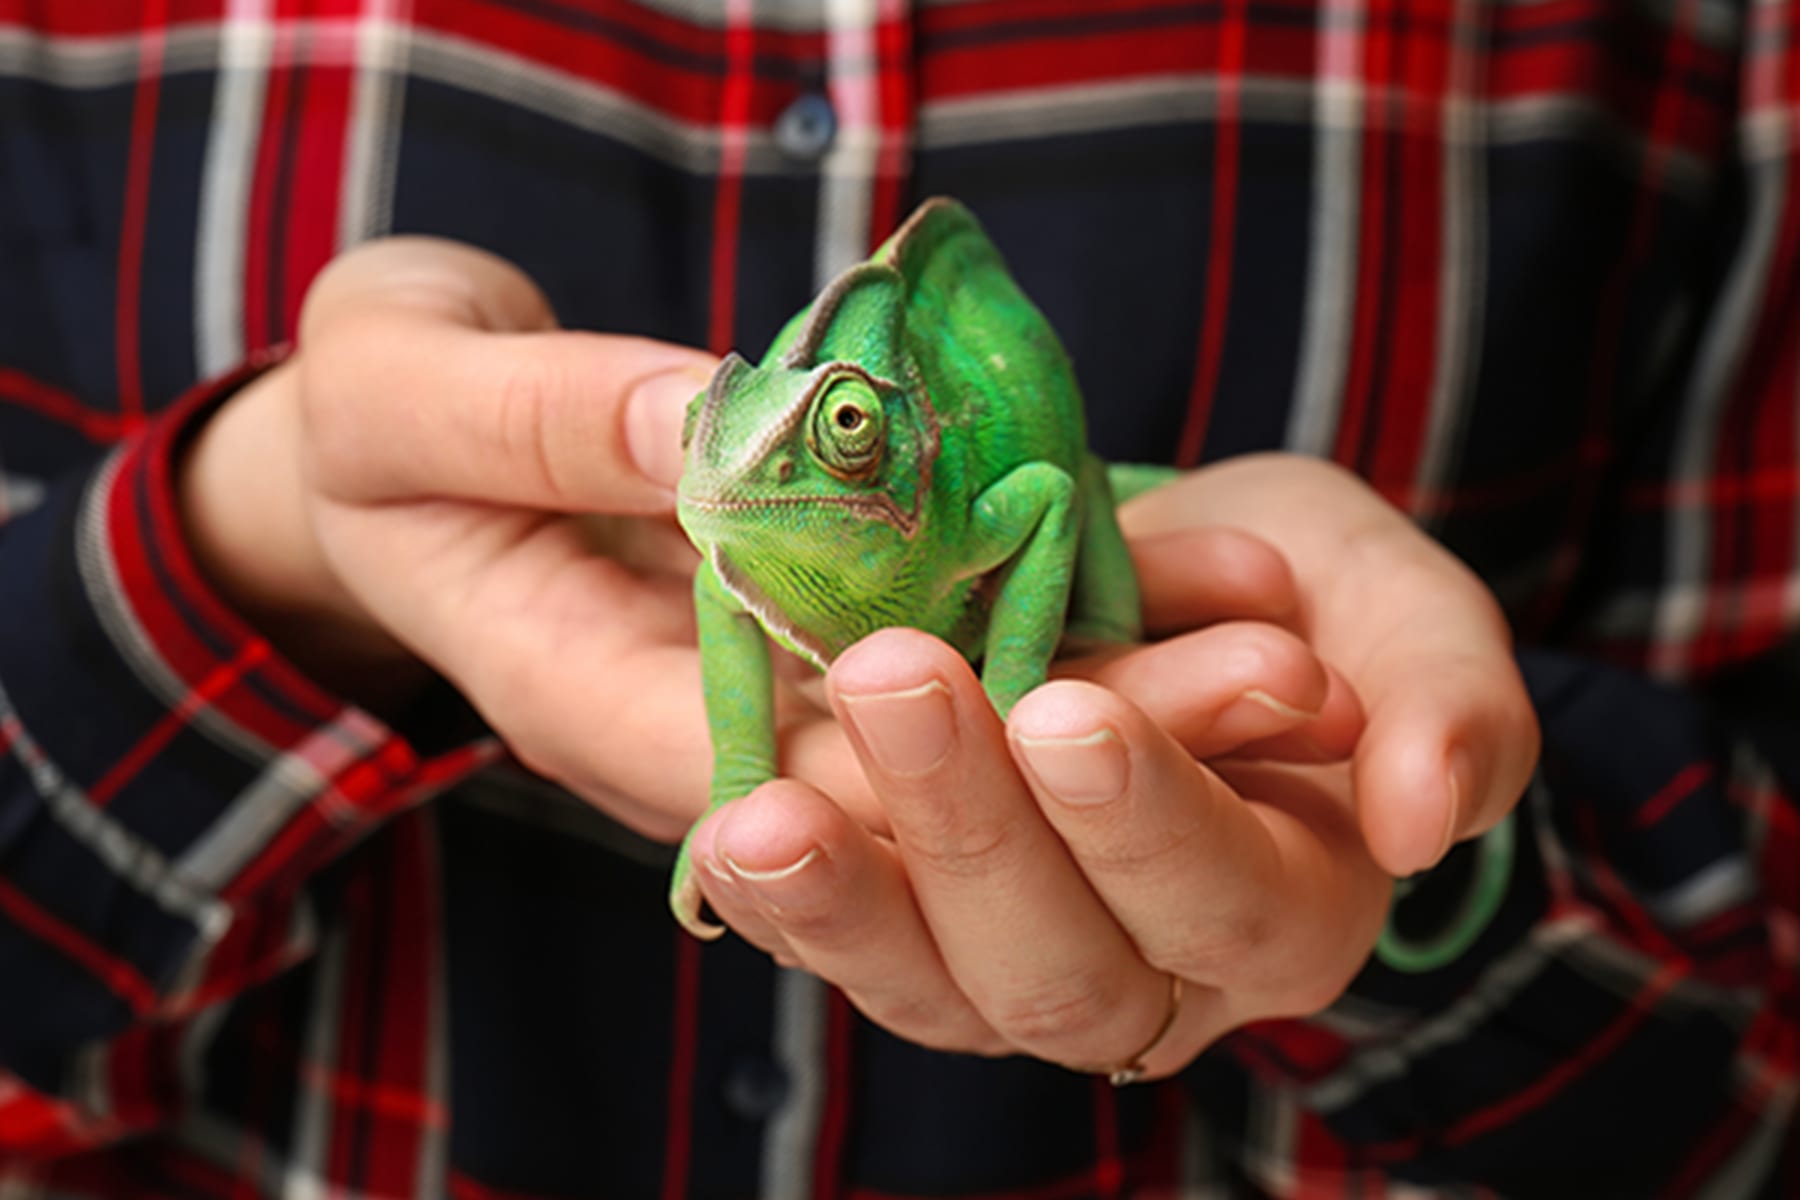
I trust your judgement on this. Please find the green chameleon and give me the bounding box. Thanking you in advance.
[670,197,1510,970]
[671,197,1146,936]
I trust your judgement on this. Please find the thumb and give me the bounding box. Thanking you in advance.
[1352,647,1540,877]
[298,236,716,513]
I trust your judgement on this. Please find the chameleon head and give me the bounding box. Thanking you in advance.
[675,261,944,662]
[675,351,936,571]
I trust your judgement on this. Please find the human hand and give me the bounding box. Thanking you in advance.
[1123,454,1540,877]
[685,624,1385,1080]
[176,238,799,840]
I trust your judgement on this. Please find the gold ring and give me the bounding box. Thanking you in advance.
[1099,974,1183,1087]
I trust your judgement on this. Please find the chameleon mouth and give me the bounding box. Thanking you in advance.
[680,492,918,537]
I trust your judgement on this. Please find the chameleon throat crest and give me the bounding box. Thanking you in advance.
[710,545,831,669]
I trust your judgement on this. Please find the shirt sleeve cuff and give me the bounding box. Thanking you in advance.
[0,352,499,1023]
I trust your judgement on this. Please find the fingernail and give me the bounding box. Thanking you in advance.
[723,847,821,883]
[626,364,714,489]
[1433,748,1471,867]
[839,679,955,776]
[726,847,830,918]
[1238,689,1316,723]
[1211,688,1321,747]
[1015,727,1128,806]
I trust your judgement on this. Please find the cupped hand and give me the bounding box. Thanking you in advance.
[682,454,1537,1076]
[688,626,1386,1078]
[1124,454,1540,877]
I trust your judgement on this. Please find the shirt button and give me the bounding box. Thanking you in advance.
[774,92,837,162]
[721,1055,792,1121]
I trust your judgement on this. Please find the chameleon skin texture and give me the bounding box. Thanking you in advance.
[671,198,1147,936]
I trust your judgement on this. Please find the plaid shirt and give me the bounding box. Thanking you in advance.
[1,0,1797,1196]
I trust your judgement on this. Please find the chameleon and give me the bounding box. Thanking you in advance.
[670,197,1151,937]
[668,196,1514,969]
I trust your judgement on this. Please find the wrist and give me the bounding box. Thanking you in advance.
[176,359,424,705]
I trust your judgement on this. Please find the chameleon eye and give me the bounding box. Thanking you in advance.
[809,375,886,478]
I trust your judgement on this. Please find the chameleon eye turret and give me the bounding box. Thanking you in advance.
[808,370,887,479]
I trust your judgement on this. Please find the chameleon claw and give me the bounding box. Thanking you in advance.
[669,848,727,941]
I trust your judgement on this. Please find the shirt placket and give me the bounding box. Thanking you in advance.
[685,5,915,1195]
[808,0,917,278]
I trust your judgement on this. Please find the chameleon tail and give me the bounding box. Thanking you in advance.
[1106,462,1183,505]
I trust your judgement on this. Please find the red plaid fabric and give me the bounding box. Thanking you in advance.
[1,0,1796,1196]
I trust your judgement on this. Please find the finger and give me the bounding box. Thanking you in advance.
[1124,457,1538,875]
[1353,644,1540,876]
[692,781,1006,1055]
[321,507,712,837]
[826,629,1175,1073]
[318,488,873,847]
[1310,543,1536,874]
[680,789,803,965]
[1068,622,1363,760]
[774,709,887,835]
[299,237,715,511]
[1303,543,1535,873]
[1228,662,1364,763]
[1009,683,1387,1015]
[1130,526,1299,636]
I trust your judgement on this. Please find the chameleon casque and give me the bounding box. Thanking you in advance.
[670,197,1149,936]
[669,196,1512,968]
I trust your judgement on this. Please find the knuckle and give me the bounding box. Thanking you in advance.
[493,353,573,502]
[985,971,1128,1054]
[1152,908,1274,982]
[900,810,1017,880]
[1076,815,1203,876]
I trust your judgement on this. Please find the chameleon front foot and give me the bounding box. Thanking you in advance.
[669,836,727,941]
